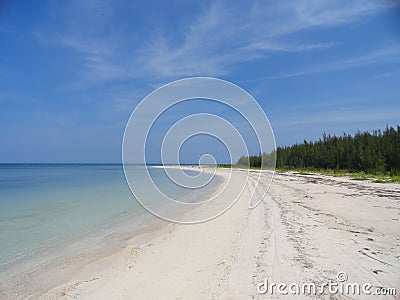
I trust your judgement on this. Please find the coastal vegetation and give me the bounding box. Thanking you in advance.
[232,126,400,182]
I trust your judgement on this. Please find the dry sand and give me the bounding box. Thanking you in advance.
[41,168,400,299]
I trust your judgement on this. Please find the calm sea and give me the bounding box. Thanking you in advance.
[0,163,219,297]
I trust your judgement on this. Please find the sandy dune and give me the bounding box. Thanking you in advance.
[42,169,400,299]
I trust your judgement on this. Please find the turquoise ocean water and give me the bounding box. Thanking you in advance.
[0,164,220,297]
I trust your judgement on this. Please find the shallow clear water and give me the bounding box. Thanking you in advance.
[0,164,217,275]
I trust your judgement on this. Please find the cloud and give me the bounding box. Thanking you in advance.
[35,0,399,84]
[245,41,339,52]
[294,0,398,27]
[136,0,398,78]
[267,44,400,79]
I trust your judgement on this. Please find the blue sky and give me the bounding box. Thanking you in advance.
[0,0,399,163]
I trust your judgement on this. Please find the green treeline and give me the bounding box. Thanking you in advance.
[236,126,400,175]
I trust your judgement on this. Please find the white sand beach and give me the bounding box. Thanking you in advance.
[41,168,400,299]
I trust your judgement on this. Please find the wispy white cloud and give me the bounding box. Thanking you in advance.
[245,41,339,52]
[135,0,399,78]
[35,0,399,83]
[294,0,398,27]
[267,44,400,79]
[58,36,115,56]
